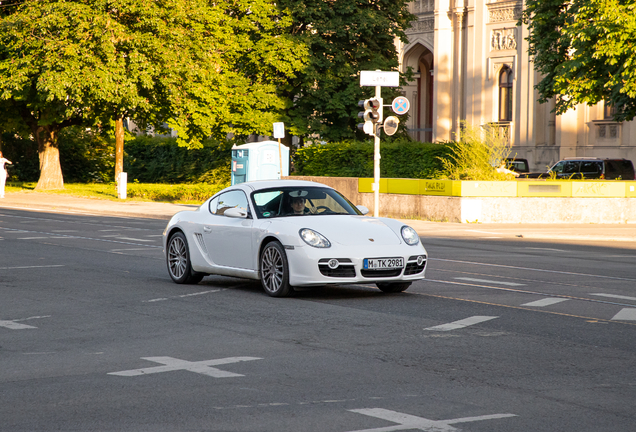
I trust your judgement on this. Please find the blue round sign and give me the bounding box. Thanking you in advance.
[391,96,410,115]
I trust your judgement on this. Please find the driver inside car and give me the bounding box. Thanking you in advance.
[290,196,307,215]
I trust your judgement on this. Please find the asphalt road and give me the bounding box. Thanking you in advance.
[1,208,635,431]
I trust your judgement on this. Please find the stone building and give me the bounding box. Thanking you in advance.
[399,0,636,171]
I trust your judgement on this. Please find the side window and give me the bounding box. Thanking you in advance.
[208,196,219,215]
[498,66,513,122]
[213,190,249,216]
[551,161,565,173]
[563,161,580,174]
[581,161,602,173]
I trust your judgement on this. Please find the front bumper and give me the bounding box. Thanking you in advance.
[285,242,427,287]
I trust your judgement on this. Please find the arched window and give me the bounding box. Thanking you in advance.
[498,66,513,122]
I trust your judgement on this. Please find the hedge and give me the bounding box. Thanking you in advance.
[293,139,453,179]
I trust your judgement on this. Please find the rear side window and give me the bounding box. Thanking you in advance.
[562,161,580,174]
[580,161,602,174]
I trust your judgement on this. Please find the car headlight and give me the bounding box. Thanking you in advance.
[401,226,420,245]
[299,228,331,248]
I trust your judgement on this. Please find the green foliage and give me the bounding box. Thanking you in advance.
[124,136,231,185]
[1,127,114,182]
[293,139,452,179]
[438,123,514,180]
[522,0,636,121]
[6,182,223,204]
[278,0,415,141]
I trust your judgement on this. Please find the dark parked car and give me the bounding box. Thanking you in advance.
[521,158,635,180]
[504,158,529,174]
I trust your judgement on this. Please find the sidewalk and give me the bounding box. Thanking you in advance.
[2,191,636,245]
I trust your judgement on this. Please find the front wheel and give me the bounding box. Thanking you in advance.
[260,241,292,297]
[376,282,411,293]
[167,232,204,284]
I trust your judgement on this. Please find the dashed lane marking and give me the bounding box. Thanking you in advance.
[0,315,50,330]
[522,298,570,307]
[0,265,65,270]
[612,309,636,321]
[591,293,636,302]
[424,316,498,331]
[1,227,161,248]
[454,277,524,286]
[347,408,516,432]
[144,289,221,303]
[108,356,262,378]
[432,258,636,282]
[0,320,37,330]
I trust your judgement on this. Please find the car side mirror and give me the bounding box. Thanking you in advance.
[356,205,369,215]
[224,207,248,219]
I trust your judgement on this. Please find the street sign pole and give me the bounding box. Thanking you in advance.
[359,70,403,218]
[373,84,381,217]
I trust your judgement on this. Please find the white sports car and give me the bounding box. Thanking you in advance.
[163,180,427,297]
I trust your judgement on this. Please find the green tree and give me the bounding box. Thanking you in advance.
[278,0,415,142]
[0,0,306,189]
[522,0,636,121]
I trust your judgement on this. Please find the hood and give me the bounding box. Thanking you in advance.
[280,215,402,246]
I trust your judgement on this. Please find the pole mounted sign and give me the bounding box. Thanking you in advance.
[391,96,410,115]
[358,70,407,217]
[360,70,400,87]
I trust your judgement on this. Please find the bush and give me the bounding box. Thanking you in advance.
[439,123,514,180]
[293,139,453,179]
[124,136,232,186]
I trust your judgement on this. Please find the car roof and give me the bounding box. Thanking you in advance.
[238,179,335,192]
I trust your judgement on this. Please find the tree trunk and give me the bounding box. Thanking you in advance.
[114,117,124,185]
[35,127,64,190]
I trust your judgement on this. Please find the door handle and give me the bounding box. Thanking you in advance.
[203,226,212,233]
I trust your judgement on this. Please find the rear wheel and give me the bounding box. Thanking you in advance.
[167,232,204,284]
[376,282,411,293]
[260,241,292,297]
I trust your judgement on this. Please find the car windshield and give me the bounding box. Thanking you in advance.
[251,186,362,218]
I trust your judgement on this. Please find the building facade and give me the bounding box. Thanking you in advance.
[399,0,636,171]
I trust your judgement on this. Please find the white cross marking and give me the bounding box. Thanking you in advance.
[347,408,516,432]
[522,298,569,307]
[611,308,636,321]
[108,356,262,377]
[424,316,498,331]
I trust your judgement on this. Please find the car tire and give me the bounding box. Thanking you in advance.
[260,241,292,297]
[167,232,204,284]
[376,282,411,293]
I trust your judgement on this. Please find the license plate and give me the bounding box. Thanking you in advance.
[363,257,404,270]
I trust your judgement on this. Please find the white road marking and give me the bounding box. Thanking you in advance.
[432,258,636,282]
[347,408,516,432]
[522,298,570,307]
[611,309,636,321]
[454,277,524,286]
[0,265,65,270]
[424,316,498,331]
[590,293,636,302]
[110,248,155,252]
[51,230,78,232]
[0,320,37,330]
[1,227,162,248]
[114,237,154,242]
[144,290,220,303]
[108,356,262,378]
[17,237,50,240]
[525,247,566,252]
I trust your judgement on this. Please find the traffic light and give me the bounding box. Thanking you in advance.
[357,98,383,136]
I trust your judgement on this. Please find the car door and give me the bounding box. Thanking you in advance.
[204,189,254,269]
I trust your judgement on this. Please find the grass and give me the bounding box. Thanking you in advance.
[5,181,228,205]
